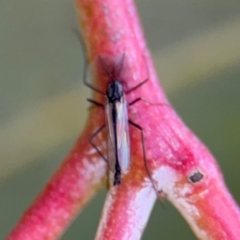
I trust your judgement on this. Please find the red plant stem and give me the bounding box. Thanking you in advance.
[7,117,107,239]
[76,0,240,239]
[7,0,240,239]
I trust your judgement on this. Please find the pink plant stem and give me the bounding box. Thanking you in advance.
[7,120,107,240]
[76,0,240,239]
[7,0,240,239]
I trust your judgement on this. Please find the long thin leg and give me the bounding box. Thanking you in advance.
[87,99,104,107]
[73,29,105,95]
[128,97,169,107]
[125,53,151,94]
[89,125,108,163]
[125,78,149,94]
[128,119,160,197]
[83,59,105,94]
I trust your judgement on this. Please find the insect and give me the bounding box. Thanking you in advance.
[84,54,149,186]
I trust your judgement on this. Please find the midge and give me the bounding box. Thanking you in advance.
[84,54,148,186]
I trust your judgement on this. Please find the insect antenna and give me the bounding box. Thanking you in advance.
[98,56,114,80]
[98,54,126,81]
[114,53,125,79]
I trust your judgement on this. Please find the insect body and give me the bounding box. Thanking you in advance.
[105,81,130,185]
[84,55,148,186]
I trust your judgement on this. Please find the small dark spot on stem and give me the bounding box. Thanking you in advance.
[188,170,204,183]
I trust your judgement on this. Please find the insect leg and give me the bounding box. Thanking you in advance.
[128,97,168,107]
[128,97,142,106]
[87,98,104,107]
[128,119,159,196]
[125,78,149,94]
[89,125,108,163]
[73,29,105,95]
[82,59,105,94]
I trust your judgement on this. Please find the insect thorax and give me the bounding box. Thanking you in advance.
[106,81,124,102]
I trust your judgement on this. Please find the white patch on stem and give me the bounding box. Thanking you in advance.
[152,166,210,239]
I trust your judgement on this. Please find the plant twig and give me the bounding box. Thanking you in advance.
[7,0,240,239]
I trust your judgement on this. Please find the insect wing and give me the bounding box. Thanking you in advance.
[116,95,130,172]
[105,95,130,174]
[105,100,117,172]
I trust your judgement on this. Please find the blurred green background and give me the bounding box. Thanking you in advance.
[1,0,240,239]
